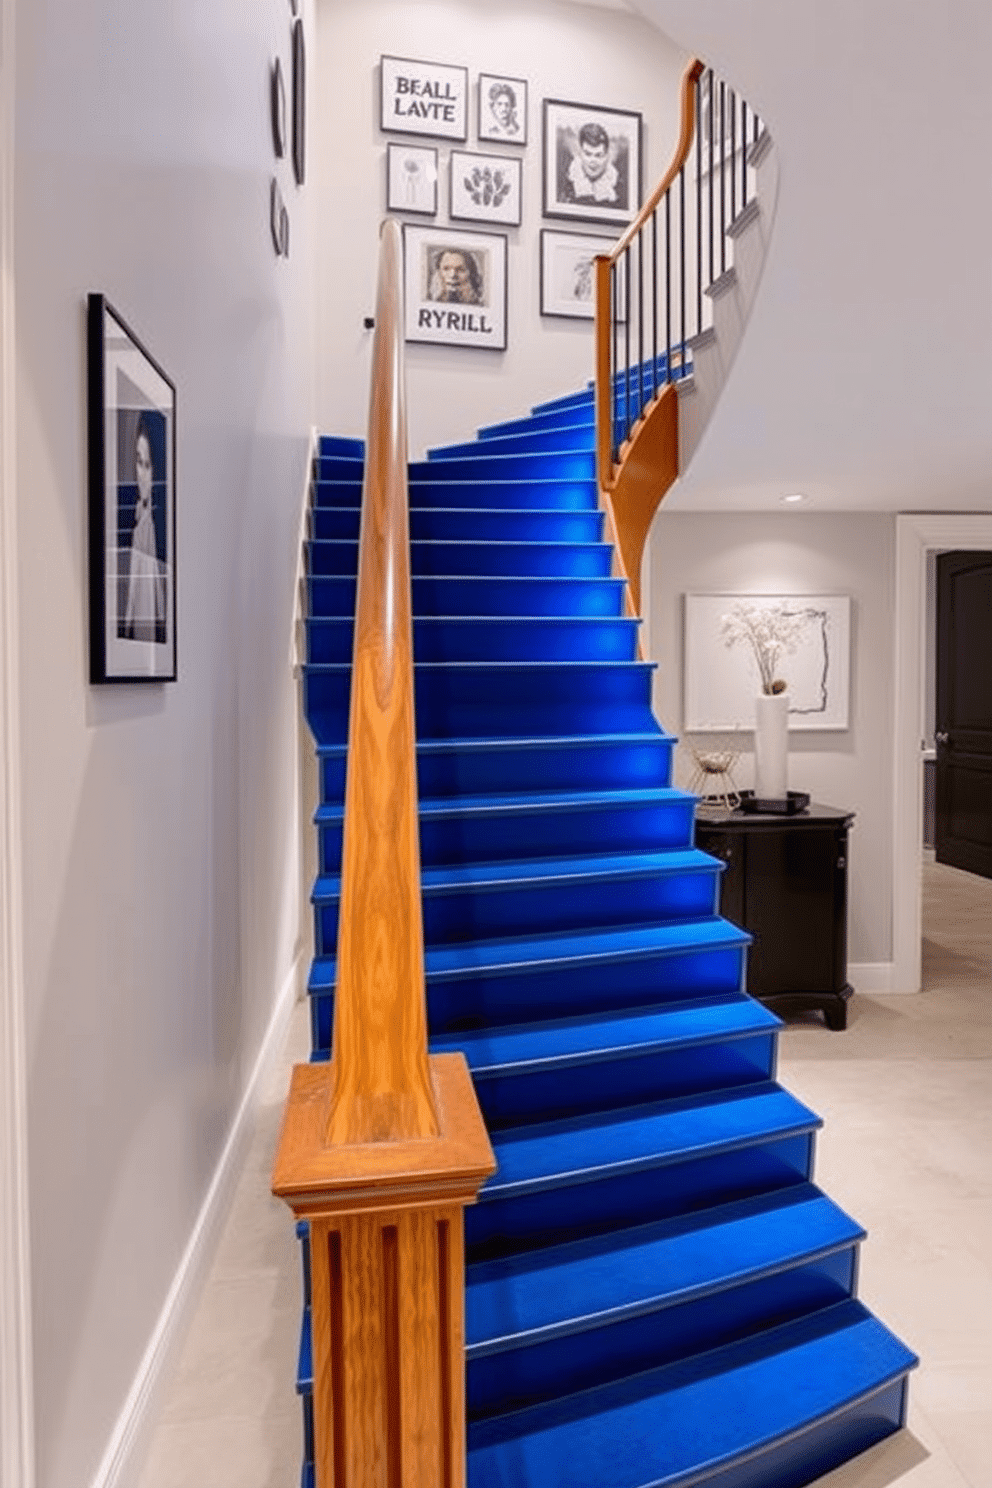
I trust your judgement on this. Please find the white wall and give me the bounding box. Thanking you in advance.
[314,0,689,455]
[646,510,896,969]
[13,3,314,1485]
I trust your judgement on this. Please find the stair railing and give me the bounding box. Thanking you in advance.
[594,58,763,612]
[273,219,495,1488]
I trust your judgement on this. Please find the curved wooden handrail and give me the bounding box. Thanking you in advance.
[610,59,704,264]
[326,218,438,1147]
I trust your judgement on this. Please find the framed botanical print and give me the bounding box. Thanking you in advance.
[403,226,507,350]
[540,229,625,319]
[542,97,642,227]
[386,142,438,215]
[87,295,177,683]
[450,150,522,226]
[478,73,527,145]
[380,55,468,141]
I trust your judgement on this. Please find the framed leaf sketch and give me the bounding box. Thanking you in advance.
[403,225,507,351]
[450,149,522,226]
[87,295,177,683]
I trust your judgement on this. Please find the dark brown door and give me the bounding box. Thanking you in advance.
[935,551,992,878]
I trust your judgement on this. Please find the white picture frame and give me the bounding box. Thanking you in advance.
[450,150,522,226]
[403,225,507,351]
[683,593,852,732]
[540,228,623,319]
[386,142,438,216]
[478,73,528,145]
[380,55,468,141]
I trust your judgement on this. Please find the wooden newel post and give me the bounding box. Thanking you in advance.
[273,217,496,1486]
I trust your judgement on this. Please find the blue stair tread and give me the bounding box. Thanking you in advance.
[479,1083,820,1201]
[432,995,779,1079]
[312,849,717,904]
[307,917,747,992]
[466,1302,917,1486]
[315,785,695,826]
[464,1185,863,1356]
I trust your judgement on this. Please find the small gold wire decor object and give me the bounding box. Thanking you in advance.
[682,737,741,812]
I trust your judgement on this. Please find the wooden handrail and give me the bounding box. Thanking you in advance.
[326,217,438,1147]
[610,59,704,264]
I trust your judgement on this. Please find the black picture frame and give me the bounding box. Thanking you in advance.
[291,19,306,186]
[542,97,642,227]
[478,73,528,146]
[87,295,177,683]
[403,225,508,351]
[540,228,625,320]
[380,55,468,141]
[449,150,522,226]
[386,142,438,216]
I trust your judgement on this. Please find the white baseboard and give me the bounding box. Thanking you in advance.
[849,962,896,994]
[88,953,304,1488]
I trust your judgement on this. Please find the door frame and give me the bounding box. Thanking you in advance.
[893,514,992,992]
[0,0,36,1483]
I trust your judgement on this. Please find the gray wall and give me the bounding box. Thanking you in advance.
[646,510,896,968]
[14,4,314,1484]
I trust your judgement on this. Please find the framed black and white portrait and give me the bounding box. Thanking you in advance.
[387,143,438,216]
[87,295,177,683]
[380,56,468,141]
[403,226,507,350]
[540,229,626,320]
[478,73,527,145]
[450,150,522,226]
[542,98,642,227]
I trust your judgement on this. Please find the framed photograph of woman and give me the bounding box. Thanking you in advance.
[478,73,527,145]
[542,98,642,227]
[540,229,626,320]
[386,142,438,215]
[87,295,177,683]
[403,226,507,350]
[450,150,522,226]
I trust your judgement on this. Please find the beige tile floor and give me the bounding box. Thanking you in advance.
[137,857,992,1488]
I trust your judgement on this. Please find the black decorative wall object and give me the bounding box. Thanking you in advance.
[292,19,306,186]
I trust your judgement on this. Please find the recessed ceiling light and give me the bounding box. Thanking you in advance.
[782,492,806,504]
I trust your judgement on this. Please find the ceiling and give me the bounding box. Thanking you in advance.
[618,0,992,513]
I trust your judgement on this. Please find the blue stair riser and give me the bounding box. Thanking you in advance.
[466,1245,857,1420]
[307,617,640,666]
[317,456,363,484]
[306,539,614,580]
[313,863,721,954]
[307,939,747,1055]
[305,664,656,745]
[429,424,597,459]
[407,479,599,512]
[307,574,626,621]
[464,1133,816,1263]
[479,405,596,439]
[529,386,595,416]
[316,795,698,874]
[409,451,596,484]
[312,507,607,544]
[317,435,364,459]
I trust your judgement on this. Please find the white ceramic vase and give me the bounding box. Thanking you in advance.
[754,690,789,800]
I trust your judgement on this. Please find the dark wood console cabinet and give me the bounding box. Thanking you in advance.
[695,804,854,1031]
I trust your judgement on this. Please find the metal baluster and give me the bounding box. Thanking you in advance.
[651,208,658,401]
[708,69,715,290]
[679,165,686,365]
[741,101,749,208]
[729,88,736,224]
[695,74,702,338]
[665,189,671,383]
[624,248,631,447]
[637,229,644,423]
[720,79,726,274]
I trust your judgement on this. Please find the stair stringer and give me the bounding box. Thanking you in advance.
[678,130,780,468]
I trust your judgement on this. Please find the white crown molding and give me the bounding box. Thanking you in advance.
[892,513,992,994]
[0,0,37,1483]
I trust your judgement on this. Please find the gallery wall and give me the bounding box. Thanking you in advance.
[13,3,315,1486]
[646,510,897,973]
[313,0,689,455]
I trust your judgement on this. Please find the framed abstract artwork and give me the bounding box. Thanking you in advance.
[386,142,438,216]
[540,228,623,319]
[87,295,177,683]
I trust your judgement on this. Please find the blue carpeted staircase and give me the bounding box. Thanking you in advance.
[293,378,916,1488]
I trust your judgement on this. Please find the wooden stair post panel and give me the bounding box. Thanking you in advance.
[273,1055,495,1488]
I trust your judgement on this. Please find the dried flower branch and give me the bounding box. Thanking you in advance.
[720,602,813,695]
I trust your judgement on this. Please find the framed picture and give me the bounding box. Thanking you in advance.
[540,229,625,319]
[87,295,177,683]
[380,55,468,141]
[291,19,306,185]
[450,150,522,226]
[403,226,507,350]
[270,57,287,158]
[542,98,642,227]
[387,142,438,215]
[478,73,527,145]
[683,594,852,732]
